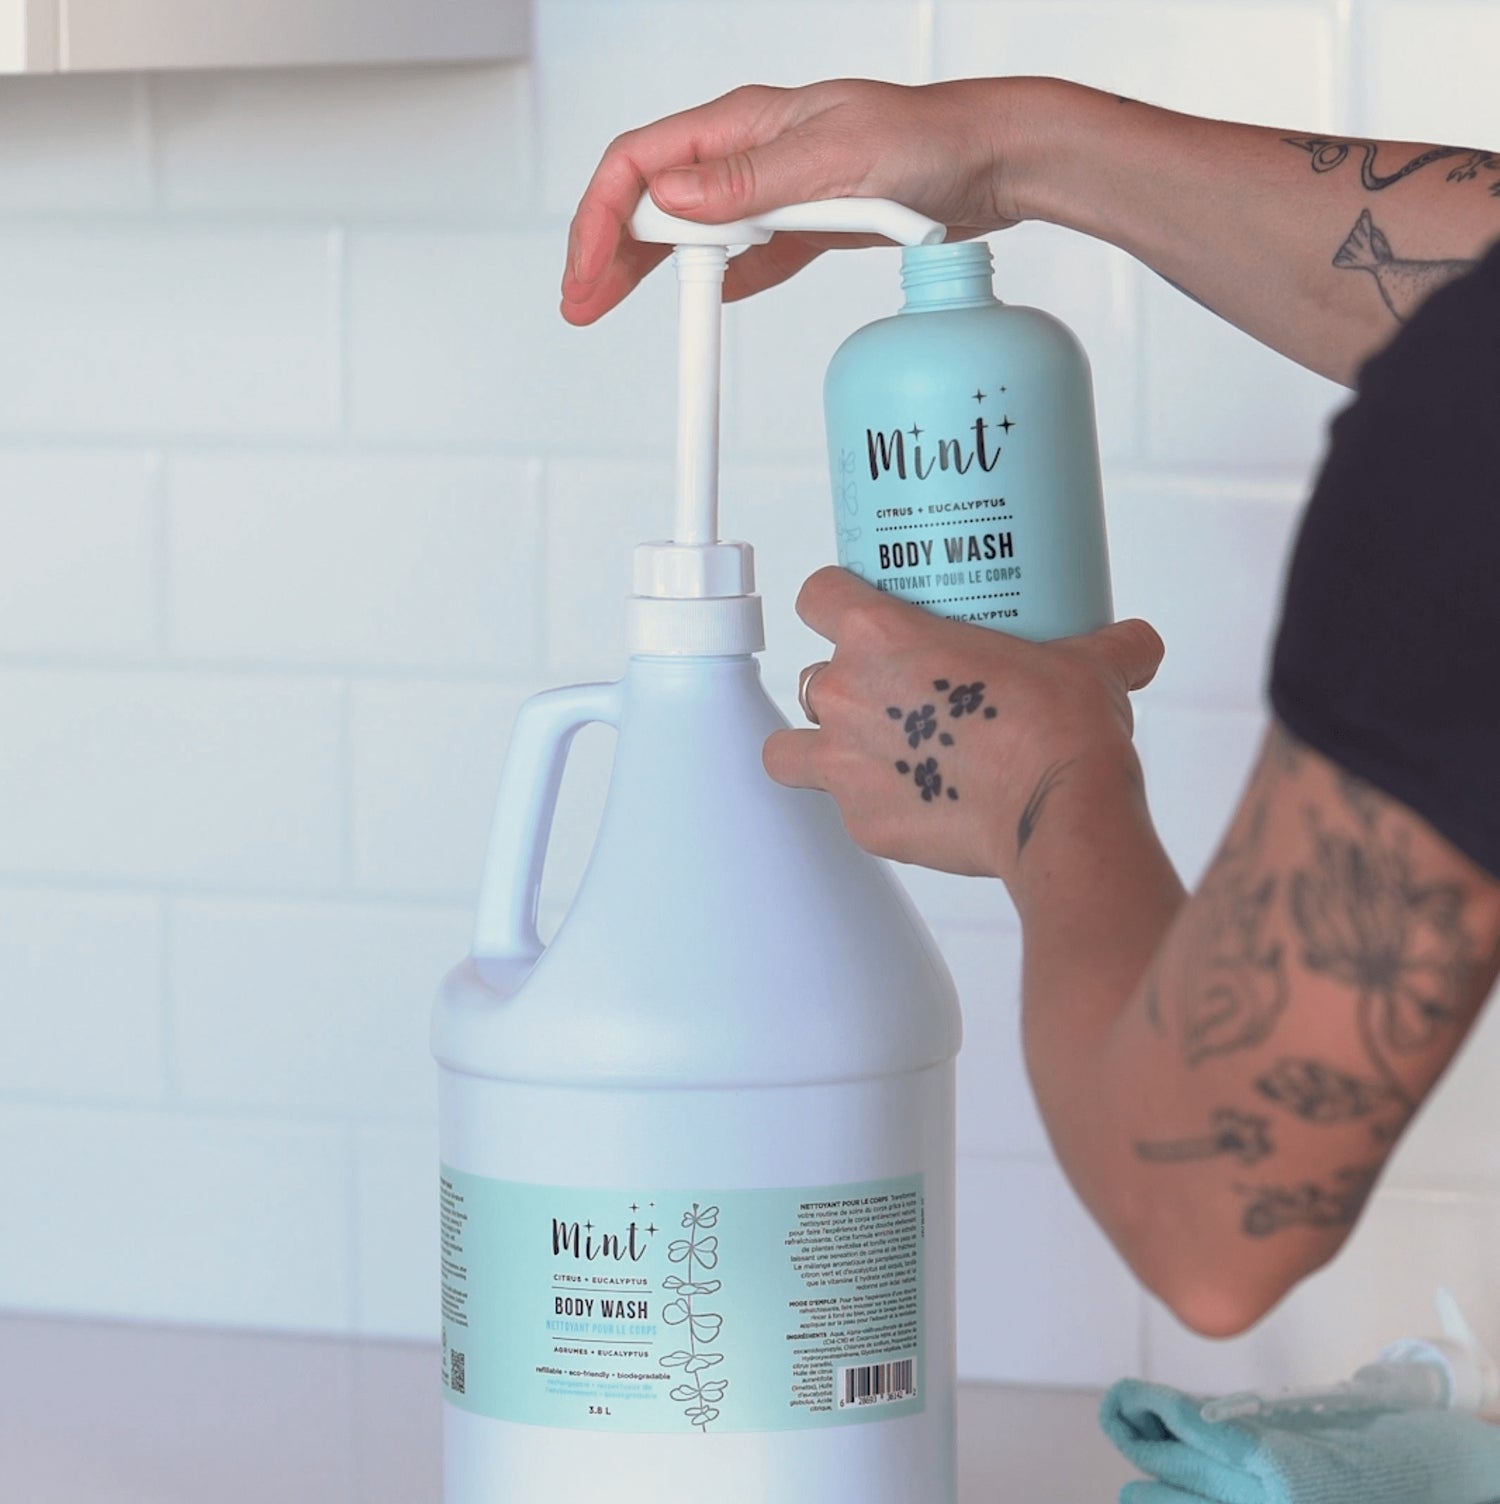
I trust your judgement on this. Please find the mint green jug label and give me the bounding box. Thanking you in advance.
[440,1168,925,1434]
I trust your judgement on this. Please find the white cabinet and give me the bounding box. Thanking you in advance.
[0,0,528,74]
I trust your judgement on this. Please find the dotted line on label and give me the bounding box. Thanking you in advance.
[874,516,1012,532]
[906,591,1023,605]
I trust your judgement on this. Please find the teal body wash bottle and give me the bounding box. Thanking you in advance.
[825,241,1113,640]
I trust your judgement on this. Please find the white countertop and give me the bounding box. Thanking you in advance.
[0,1312,1141,1501]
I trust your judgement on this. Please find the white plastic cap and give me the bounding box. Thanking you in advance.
[627,540,764,656]
[633,539,755,598]
[629,195,946,249]
[1380,1293,1500,1418]
[1378,1336,1500,1416]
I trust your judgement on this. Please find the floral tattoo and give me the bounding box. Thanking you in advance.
[885,677,1000,807]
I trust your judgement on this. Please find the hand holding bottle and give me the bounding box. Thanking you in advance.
[561,77,1037,326]
[766,566,1163,888]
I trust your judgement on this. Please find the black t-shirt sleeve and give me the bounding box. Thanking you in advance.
[1270,239,1500,881]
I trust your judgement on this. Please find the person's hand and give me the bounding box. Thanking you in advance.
[562,77,1051,326]
[765,568,1164,887]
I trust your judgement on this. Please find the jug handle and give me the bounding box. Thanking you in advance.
[471,680,623,964]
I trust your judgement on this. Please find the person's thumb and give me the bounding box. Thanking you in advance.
[651,137,820,223]
[1072,618,1165,693]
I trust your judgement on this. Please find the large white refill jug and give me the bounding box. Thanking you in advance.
[432,198,963,1503]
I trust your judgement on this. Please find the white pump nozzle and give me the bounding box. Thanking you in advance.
[623,193,948,655]
[628,195,946,249]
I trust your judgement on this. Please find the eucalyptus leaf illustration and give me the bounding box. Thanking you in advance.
[689,1311,723,1343]
[656,1202,729,1431]
[664,1278,721,1297]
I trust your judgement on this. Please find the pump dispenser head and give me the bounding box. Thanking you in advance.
[624,194,945,655]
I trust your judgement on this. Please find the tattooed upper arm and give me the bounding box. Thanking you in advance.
[1117,721,1500,1332]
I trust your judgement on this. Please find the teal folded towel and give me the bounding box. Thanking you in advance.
[1100,1378,1500,1504]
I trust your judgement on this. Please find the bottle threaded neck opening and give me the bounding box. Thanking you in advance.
[900,241,997,310]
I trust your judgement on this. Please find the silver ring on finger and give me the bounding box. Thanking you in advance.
[797,660,831,725]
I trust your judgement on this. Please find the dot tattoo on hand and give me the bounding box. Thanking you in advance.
[914,758,942,801]
[903,705,938,749]
[895,756,960,803]
[883,672,1002,808]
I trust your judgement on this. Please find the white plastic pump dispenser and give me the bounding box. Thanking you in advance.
[1202,1289,1500,1424]
[432,196,963,1504]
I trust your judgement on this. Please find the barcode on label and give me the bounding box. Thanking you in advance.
[451,1351,466,1395]
[839,1357,916,1407]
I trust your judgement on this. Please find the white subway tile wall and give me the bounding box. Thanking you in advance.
[2,0,1498,1394]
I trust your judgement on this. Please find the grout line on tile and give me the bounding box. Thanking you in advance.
[0,1086,440,1135]
[160,895,179,1104]
[1132,261,1154,466]
[520,45,546,219]
[0,431,674,463]
[149,449,171,655]
[132,72,159,210]
[531,456,550,672]
[0,870,476,913]
[1138,1285,1154,1380]
[0,652,540,683]
[331,226,352,434]
[1111,245,1142,469]
[346,1124,364,1335]
[0,206,570,234]
[914,0,936,83]
[338,678,358,891]
[1347,0,1373,137]
[1329,0,1356,133]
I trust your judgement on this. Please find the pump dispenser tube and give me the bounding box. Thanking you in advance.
[672,245,728,547]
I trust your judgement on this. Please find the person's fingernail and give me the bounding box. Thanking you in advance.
[655,169,705,209]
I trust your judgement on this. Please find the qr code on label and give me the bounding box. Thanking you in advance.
[451,1351,466,1395]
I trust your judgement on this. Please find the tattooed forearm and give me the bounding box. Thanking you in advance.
[1255,1057,1392,1123]
[1165,774,1287,1065]
[1284,136,1500,194]
[1016,759,1073,858]
[1290,796,1475,1118]
[1238,1165,1377,1238]
[1333,210,1476,323]
[1136,1108,1273,1167]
